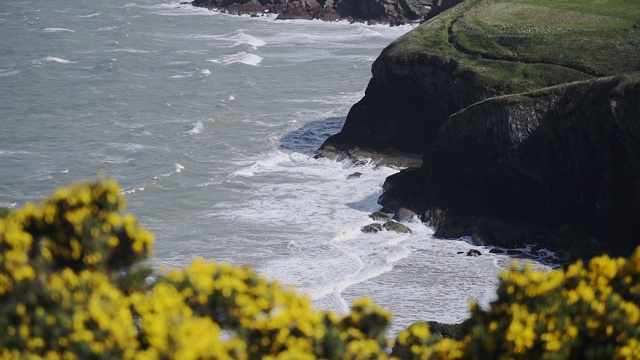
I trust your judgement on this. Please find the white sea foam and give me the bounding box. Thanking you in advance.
[101,155,131,164]
[200,69,211,75]
[0,69,20,77]
[123,186,145,194]
[155,163,185,179]
[185,120,204,134]
[233,30,266,49]
[43,27,75,33]
[0,150,30,156]
[108,48,153,53]
[37,56,75,64]
[78,13,100,18]
[208,52,262,66]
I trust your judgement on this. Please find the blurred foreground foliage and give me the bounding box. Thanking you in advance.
[1,180,639,359]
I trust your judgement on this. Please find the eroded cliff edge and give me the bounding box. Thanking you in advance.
[317,0,640,260]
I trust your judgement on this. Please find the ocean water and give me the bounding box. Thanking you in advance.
[0,0,556,336]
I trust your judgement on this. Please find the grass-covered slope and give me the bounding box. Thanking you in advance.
[389,0,640,93]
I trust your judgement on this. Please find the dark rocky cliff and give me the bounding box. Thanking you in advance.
[318,0,640,259]
[318,50,489,161]
[191,0,462,24]
[380,76,640,259]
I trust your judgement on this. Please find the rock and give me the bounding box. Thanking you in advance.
[347,172,362,179]
[466,249,482,256]
[488,248,505,254]
[393,207,419,222]
[369,211,392,221]
[383,221,412,233]
[426,77,640,255]
[191,0,462,23]
[361,223,384,233]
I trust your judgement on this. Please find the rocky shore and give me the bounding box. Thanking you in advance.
[317,0,640,262]
[190,0,463,24]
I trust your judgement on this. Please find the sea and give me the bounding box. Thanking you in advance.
[0,0,556,337]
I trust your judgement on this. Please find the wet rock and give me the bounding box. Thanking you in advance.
[489,248,505,254]
[347,172,362,179]
[369,211,392,222]
[393,207,419,222]
[361,223,383,233]
[383,221,412,234]
[466,249,482,256]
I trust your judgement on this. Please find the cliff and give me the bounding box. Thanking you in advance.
[318,0,640,259]
[191,0,463,24]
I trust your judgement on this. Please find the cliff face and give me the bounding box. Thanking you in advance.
[318,0,640,258]
[381,77,640,257]
[319,53,487,157]
[191,0,462,23]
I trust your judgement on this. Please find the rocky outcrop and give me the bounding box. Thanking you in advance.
[318,52,489,164]
[383,220,412,233]
[191,0,462,24]
[380,76,640,258]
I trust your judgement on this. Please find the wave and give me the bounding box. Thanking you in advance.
[78,13,100,18]
[207,52,262,66]
[0,68,20,77]
[185,120,205,134]
[35,56,75,64]
[232,29,266,49]
[43,27,75,33]
[123,186,145,194]
[107,142,148,152]
[107,48,153,53]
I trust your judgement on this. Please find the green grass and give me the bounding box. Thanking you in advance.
[385,0,640,93]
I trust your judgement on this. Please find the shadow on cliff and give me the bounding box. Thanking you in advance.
[279,117,345,156]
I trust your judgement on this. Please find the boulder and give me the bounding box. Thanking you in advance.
[361,223,384,233]
[392,207,419,222]
[383,220,412,233]
[369,211,392,221]
[466,249,481,256]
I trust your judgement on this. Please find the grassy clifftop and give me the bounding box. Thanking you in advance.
[388,0,640,93]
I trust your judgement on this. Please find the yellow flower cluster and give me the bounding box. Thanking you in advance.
[450,249,640,359]
[2,179,640,360]
[0,180,396,360]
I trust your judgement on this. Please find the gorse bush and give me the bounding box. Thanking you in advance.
[1,180,639,359]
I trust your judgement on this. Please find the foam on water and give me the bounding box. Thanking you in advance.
[43,27,75,32]
[0,69,20,77]
[185,120,205,134]
[235,30,266,49]
[36,56,76,64]
[208,52,263,66]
